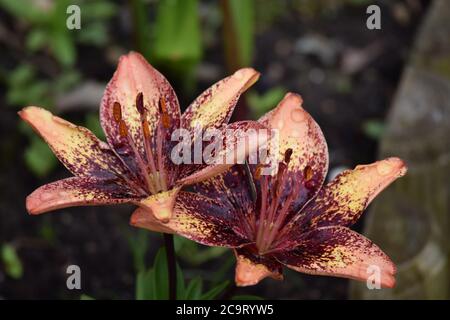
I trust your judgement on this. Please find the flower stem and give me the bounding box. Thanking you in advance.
[163,233,177,300]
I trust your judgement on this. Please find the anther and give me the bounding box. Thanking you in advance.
[303,165,313,181]
[142,119,151,138]
[113,102,122,122]
[119,120,128,138]
[254,164,263,180]
[284,148,293,164]
[159,96,171,129]
[136,92,145,115]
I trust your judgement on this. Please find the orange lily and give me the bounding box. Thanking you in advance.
[19,52,263,223]
[132,93,407,287]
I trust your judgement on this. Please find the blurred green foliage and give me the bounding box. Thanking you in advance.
[362,119,385,140]
[0,0,117,66]
[135,247,231,300]
[1,244,24,279]
[174,235,228,266]
[222,0,254,71]
[248,87,286,118]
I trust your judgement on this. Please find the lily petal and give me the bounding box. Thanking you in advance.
[19,107,127,179]
[137,187,181,223]
[26,177,137,215]
[100,51,181,173]
[181,68,259,130]
[234,246,283,287]
[274,226,396,288]
[131,191,248,247]
[178,120,269,185]
[259,93,329,217]
[288,157,407,234]
[193,165,255,230]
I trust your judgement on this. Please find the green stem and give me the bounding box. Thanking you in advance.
[163,233,177,300]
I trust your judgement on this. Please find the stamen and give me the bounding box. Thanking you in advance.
[256,149,294,254]
[113,102,122,122]
[244,161,257,203]
[114,102,157,194]
[156,121,168,191]
[254,164,263,180]
[264,178,301,251]
[136,92,145,115]
[304,165,312,181]
[135,93,163,193]
[119,120,128,137]
[159,96,171,129]
[284,148,293,163]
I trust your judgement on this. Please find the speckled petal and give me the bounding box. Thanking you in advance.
[100,51,180,173]
[234,246,283,287]
[288,157,407,234]
[274,226,396,288]
[193,165,255,236]
[19,107,127,179]
[181,68,259,130]
[130,191,249,246]
[258,92,329,219]
[26,177,137,215]
[178,121,268,185]
[137,187,181,223]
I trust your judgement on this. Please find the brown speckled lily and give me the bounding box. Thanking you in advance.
[19,51,263,222]
[132,93,407,287]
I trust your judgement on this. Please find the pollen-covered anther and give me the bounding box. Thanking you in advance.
[119,120,128,138]
[142,119,151,138]
[136,92,145,115]
[284,148,293,163]
[113,102,122,122]
[303,165,313,181]
[254,164,264,180]
[159,96,171,129]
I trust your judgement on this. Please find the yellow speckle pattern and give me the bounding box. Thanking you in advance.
[183,68,259,129]
[304,157,407,228]
[19,106,126,178]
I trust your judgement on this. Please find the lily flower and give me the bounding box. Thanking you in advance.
[20,52,264,222]
[132,93,407,287]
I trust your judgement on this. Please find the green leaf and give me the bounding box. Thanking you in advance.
[176,264,185,299]
[232,295,264,300]
[200,280,229,300]
[77,22,109,46]
[0,0,48,24]
[26,28,48,51]
[1,244,23,279]
[53,71,81,93]
[153,248,169,300]
[152,0,202,65]
[80,294,95,300]
[85,113,106,141]
[248,87,286,118]
[175,236,228,265]
[136,268,155,300]
[8,64,35,87]
[227,0,254,66]
[79,1,117,20]
[362,119,385,140]
[127,230,149,273]
[50,30,76,66]
[135,248,185,300]
[49,0,76,66]
[185,277,203,300]
[24,136,58,177]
